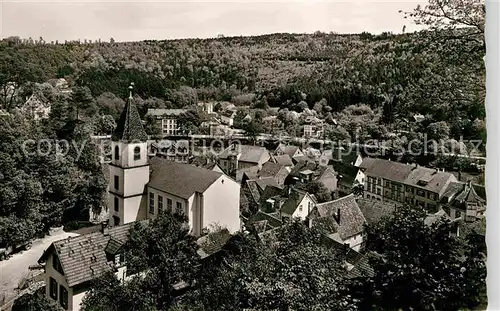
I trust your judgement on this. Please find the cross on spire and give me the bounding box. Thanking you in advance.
[128,82,135,99]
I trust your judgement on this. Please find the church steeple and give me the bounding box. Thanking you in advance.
[112,83,148,142]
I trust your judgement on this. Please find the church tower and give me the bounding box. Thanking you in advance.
[108,83,149,226]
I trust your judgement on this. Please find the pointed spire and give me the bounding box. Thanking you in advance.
[112,83,148,142]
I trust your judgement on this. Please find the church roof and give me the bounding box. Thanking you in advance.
[149,157,224,199]
[112,85,148,142]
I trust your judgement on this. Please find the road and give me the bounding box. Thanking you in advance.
[0,229,79,307]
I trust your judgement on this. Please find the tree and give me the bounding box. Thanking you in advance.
[181,220,355,310]
[298,180,332,203]
[427,121,451,141]
[12,291,61,311]
[354,205,482,310]
[70,86,96,120]
[178,110,201,135]
[404,0,485,52]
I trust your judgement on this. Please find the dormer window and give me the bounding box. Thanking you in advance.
[134,146,141,160]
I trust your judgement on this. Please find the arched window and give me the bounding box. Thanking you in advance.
[114,146,120,160]
[134,146,141,160]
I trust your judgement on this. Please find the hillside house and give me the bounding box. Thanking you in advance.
[146,109,187,136]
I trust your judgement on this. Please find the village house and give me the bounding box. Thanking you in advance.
[19,93,51,120]
[37,221,147,311]
[308,194,367,251]
[146,108,187,136]
[303,117,324,139]
[217,144,270,179]
[280,189,317,222]
[275,144,308,164]
[108,88,241,234]
[220,109,236,126]
[359,157,457,211]
[197,102,214,114]
[242,161,290,188]
[441,180,486,222]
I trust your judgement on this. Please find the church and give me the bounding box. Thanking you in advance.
[107,85,241,234]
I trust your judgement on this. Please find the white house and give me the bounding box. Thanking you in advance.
[108,88,240,234]
[146,108,187,136]
[280,189,316,221]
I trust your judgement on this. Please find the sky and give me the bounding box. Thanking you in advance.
[0,0,426,42]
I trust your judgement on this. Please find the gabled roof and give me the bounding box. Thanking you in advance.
[149,157,224,199]
[196,228,232,259]
[218,145,269,164]
[280,189,313,215]
[310,195,366,240]
[38,221,147,287]
[272,154,294,167]
[259,162,285,178]
[112,93,148,142]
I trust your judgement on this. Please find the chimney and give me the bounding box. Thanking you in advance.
[100,220,109,234]
[335,208,341,224]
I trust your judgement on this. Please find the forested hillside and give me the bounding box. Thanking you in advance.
[1,26,484,138]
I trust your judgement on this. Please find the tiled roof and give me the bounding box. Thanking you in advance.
[104,237,124,255]
[359,158,413,183]
[245,211,282,232]
[404,167,456,196]
[196,228,232,259]
[276,144,301,158]
[259,162,285,178]
[146,109,187,117]
[322,147,360,165]
[357,198,400,225]
[310,195,366,240]
[272,154,294,167]
[149,157,223,199]
[453,181,486,205]
[361,158,457,196]
[38,221,147,287]
[112,95,148,142]
[442,181,465,200]
[255,177,281,190]
[218,145,269,164]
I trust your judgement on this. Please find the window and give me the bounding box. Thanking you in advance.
[114,197,119,212]
[377,188,381,195]
[49,277,58,300]
[52,254,64,275]
[149,192,155,214]
[167,198,173,212]
[456,210,462,218]
[176,202,183,214]
[384,180,389,187]
[299,205,303,212]
[429,193,436,200]
[158,195,163,212]
[114,175,119,191]
[113,215,120,226]
[114,146,120,160]
[377,178,381,185]
[134,146,141,160]
[59,285,68,310]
